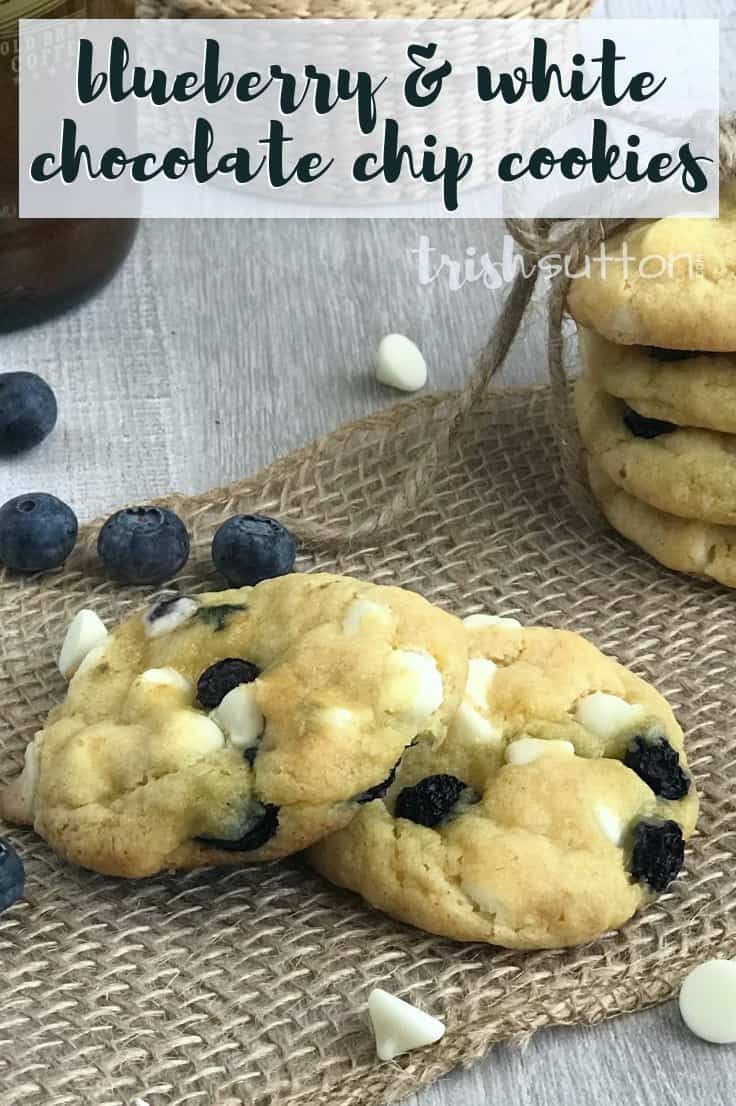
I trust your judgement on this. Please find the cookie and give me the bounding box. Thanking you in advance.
[0,574,467,877]
[588,460,736,589]
[567,186,736,352]
[575,373,736,526]
[310,618,698,950]
[580,327,736,434]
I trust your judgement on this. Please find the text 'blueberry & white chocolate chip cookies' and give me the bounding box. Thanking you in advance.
[0,573,467,877]
[568,193,736,585]
[309,616,698,950]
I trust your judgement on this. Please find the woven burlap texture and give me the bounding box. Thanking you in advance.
[0,385,733,1106]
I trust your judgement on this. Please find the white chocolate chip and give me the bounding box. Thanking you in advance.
[679,960,736,1044]
[452,702,501,747]
[128,668,193,712]
[58,609,108,679]
[462,880,507,920]
[18,741,39,816]
[575,692,644,741]
[319,706,355,730]
[343,598,393,636]
[375,334,427,393]
[367,988,445,1061]
[210,684,265,750]
[464,658,497,711]
[462,613,521,630]
[143,595,198,638]
[139,668,192,694]
[595,802,623,846]
[178,713,225,757]
[69,644,108,685]
[505,737,575,766]
[382,649,444,721]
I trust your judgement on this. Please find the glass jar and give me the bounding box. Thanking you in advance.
[0,0,138,331]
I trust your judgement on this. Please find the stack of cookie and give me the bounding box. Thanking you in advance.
[568,188,736,588]
[0,571,698,950]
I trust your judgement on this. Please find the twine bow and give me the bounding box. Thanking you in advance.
[289,114,736,546]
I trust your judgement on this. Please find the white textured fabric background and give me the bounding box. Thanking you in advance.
[1,0,735,1103]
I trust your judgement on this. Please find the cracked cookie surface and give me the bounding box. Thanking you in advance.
[309,618,698,949]
[575,373,736,525]
[580,327,736,434]
[567,187,736,351]
[0,573,467,877]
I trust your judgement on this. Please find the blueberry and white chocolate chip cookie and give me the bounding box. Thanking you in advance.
[0,573,467,877]
[575,374,736,526]
[579,328,736,436]
[567,187,736,352]
[587,460,736,590]
[310,620,698,950]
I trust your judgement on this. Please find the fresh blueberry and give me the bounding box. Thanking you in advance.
[98,506,189,584]
[629,818,684,892]
[197,657,260,709]
[0,838,24,913]
[623,734,690,800]
[0,492,77,572]
[212,514,296,587]
[198,802,279,852]
[0,372,57,455]
[623,406,677,439]
[394,774,467,827]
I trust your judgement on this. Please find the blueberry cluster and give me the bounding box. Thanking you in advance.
[0,375,298,581]
[0,488,296,586]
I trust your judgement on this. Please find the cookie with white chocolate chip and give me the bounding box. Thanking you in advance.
[310,617,699,950]
[567,186,736,351]
[0,573,467,877]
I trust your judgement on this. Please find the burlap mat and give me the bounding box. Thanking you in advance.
[0,384,733,1106]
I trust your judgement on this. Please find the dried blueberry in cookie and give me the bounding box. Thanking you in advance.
[197,658,261,709]
[0,574,467,877]
[643,347,700,362]
[629,818,685,892]
[198,801,279,852]
[623,734,690,800]
[310,619,698,950]
[622,405,677,439]
[394,775,467,827]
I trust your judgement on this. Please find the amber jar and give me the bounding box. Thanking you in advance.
[0,0,138,331]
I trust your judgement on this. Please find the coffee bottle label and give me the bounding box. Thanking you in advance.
[0,0,86,84]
